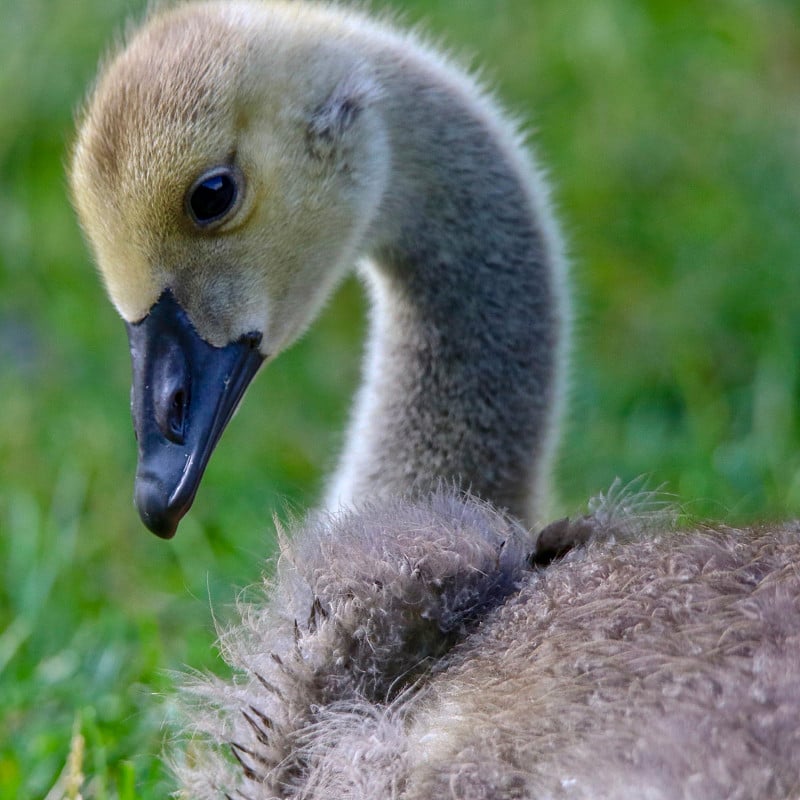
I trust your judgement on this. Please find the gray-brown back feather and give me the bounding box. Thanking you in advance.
[174,494,800,799]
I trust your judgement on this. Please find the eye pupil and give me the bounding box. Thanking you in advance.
[189,169,237,224]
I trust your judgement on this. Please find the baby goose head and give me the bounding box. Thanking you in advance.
[70,3,388,536]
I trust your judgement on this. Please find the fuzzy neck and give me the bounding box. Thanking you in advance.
[326,52,566,529]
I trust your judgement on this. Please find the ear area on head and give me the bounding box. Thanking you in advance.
[306,69,382,161]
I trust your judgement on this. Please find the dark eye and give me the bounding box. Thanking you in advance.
[187,167,239,226]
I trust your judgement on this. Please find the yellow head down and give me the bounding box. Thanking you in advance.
[70,0,388,351]
[70,1,392,536]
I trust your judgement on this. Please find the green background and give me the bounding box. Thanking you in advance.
[1,0,799,796]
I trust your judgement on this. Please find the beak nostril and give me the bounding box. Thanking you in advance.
[167,388,187,443]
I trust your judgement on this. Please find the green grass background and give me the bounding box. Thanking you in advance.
[1,0,799,796]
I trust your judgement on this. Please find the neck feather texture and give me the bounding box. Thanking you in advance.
[324,36,568,529]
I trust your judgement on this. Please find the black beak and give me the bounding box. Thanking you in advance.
[125,289,264,538]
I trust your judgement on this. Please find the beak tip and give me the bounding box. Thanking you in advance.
[134,476,184,539]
